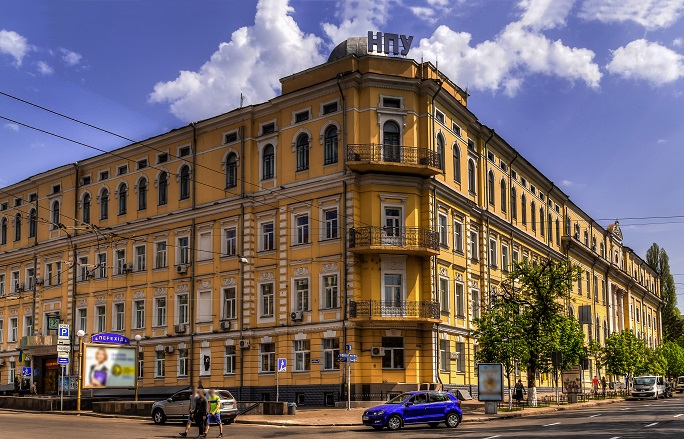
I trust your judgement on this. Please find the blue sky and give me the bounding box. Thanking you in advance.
[1,0,684,305]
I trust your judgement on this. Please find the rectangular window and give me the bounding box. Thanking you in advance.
[594,275,599,302]
[323,209,338,240]
[115,249,126,275]
[489,238,497,268]
[224,132,238,144]
[471,290,480,319]
[323,338,340,370]
[177,294,189,325]
[11,271,20,294]
[197,231,212,261]
[453,219,463,253]
[260,283,274,317]
[294,340,310,371]
[99,171,109,181]
[96,305,106,332]
[155,241,167,269]
[197,290,211,322]
[178,349,188,376]
[0,274,5,297]
[294,110,309,123]
[0,320,3,343]
[26,268,35,291]
[439,339,450,372]
[179,146,191,157]
[114,303,125,331]
[177,237,190,265]
[382,97,401,108]
[435,109,445,124]
[512,248,519,263]
[8,361,15,384]
[45,263,53,287]
[137,159,148,170]
[295,278,310,311]
[23,316,33,337]
[135,245,146,272]
[381,337,404,369]
[322,274,338,309]
[157,153,168,164]
[259,343,275,372]
[134,300,145,329]
[223,287,237,320]
[55,262,62,285]
[138,352,144,379]
[295,214,309,245]
[452,122,462,137]
[224,346,236,375]
[578,271,582,295]
[322,102,338,114]
[224,228,237,256]
[439,277,449,313]
[78,308,87,333]
[261,123,275,135]
[586,271,590,298]
[155,351,165,377]
[455,342,466,372]
[438,213,448,246]
[97,253,107,279]
[470,230,479,262]
[455,281,465,318]
[155,297,167,327]
[501,244,509,272]
[261,222,275,251]
[9,318,17,342]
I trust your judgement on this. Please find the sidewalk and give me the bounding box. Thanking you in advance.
[236,396,627,426]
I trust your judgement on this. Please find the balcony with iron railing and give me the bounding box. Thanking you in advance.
[348,226,440,256]
[346,144,442,176]
[349,300,441,322]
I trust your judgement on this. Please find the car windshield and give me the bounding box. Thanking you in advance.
[217,390,234,400]
[635,377,656,386]
[386,393,414,404]
[678,377,684,384]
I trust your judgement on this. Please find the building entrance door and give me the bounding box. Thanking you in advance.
[43,358,59,394]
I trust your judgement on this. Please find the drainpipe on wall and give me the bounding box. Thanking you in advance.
[189,123,197,387]
[547,184,555,247]
[239,203,245,400]
[70,162,79,373]
[336,73,349,175]
[430,78,443,386]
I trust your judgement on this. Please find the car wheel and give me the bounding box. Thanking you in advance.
[372,426,384,430]
[428,422,440,428]
[386,415,402,431]
[152,409,166,425]
[445,412,460,428]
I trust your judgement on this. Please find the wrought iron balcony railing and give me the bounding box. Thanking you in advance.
[347,144,442,169]
[349,226,439,252]
[349,300,440,320]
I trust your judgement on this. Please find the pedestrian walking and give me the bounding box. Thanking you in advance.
[592,376,599,395]
[601,377,607,397]
[205,389,223,438]
[514,379,525,403]
[194,389,209,438]
[179,387,198,437]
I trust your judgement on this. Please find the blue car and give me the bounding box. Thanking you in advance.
[362,390,462,431]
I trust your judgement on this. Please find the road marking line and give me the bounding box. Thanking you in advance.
[588,414,601,418]
[674,414,684,418]
[483,436,501,439]
[645,422,659,427]
[543,422,561,427]
[608,437,620,439]
[620,408,629,411]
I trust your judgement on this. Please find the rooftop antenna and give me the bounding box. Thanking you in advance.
[240,93,244,108]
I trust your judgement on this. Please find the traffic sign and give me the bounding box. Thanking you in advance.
[58,324,70,340]
[57,357,69,365]
[277,358,287,372]
[57,351,69,359]
[349,354,358,363]
[56,345,71,353]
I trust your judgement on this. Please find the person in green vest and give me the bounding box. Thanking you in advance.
[205,389,223,438]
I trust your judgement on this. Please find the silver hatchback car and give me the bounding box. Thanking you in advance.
[152,389,238,425]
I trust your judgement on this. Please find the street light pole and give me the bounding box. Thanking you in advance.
[76,330,85,412]
[134,334,142,401]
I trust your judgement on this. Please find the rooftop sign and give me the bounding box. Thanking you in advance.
[368,31,414,57]
[91,333,131,345]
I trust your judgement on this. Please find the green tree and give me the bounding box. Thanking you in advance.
[658,341,684,377]
[496,259,583,405]
[587,339,606,376]
[646,243,683,343]
[603,330,646,381]
[639,348,667,376]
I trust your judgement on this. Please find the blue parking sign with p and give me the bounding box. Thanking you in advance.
[59,327,69,337]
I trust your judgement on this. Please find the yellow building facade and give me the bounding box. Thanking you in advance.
[0,39,661,403]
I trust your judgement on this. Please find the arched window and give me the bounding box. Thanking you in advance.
[296,134,309,172]
[118,184,127,215]
[158,172,168,205]
[262,144,274,180]
[568,304,575,318]
[595,316,601,342]
[226,153,238,188]
[468,159,476,193]
[179,165,190,200]
[324,126,338,165]
[500,179,507,213]
[453,145,461,183]
[547,212,552,240]
[574,223,580,239]
[603,320,609,341]
[565,215,571,235]
[539,207,545,237]
[583,230,589,246]
[138,178,147,211]
[51,200,60,230]
[82,193,91,224]
[555,218,560,244]
[382,121,401,162]
[14,213,21,241]
[511,187,517,220]
[487,171,495,205]
[29,209,37,238]
[1,218,7,245]
[100,189,109,220]
[521,194,527,225]
[531,201,536,231]
[436,134,445,170]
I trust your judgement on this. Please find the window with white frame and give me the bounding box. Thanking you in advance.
[259,343,275,372]
[11,271,20,293]
[55,261,62,285]
[489,238,497,268]
[0,274,5,296]
[178,348,188,376]
[177,236,190,265]
[381,337,404,369]
[224,227,237,256]
[8,360,15,384]
[115,249,126,275]
[453,219,464,253]
[470,230,478,261]
[154,297,167,327]
[135,245,146,272]
[294,340,310,371]
[439,339,451,372]
[295,214,309,245]
[81,257,91,281]
[512,247,519,263]
[471,290,481,319]
[134,300,145,329]
[97,253,107,279]
[260,222,275,251]
[45,264,53,287]
[438,213,448,247]
[323,338,339,370]
[9,317,17,342]
[23,316,33,336]
[501,244,509,272]
[321,274,338,309]
[260,283,274,317]
[114,303,125,331]
[439,277,449,313]
[138,351,144,379]
[455,342,466,372]
[77,308,87,333]
[455,281,465,318]
[155,351,165,377]
[96,305,106,332]
[197,290,211,322]
[197,231,212,261]
[224,346,236,375]
[26,268,35,291]
[0,320,3,343]
[323,208,338,240]
[223,287,237,320]
[177,294,189,325]
[294,278,309,311]
[155,241,167,268]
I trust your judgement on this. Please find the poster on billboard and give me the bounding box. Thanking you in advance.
[82,344,137,389]
[477,363,504,402]
[562,365,582,394]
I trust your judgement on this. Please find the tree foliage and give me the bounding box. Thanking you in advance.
[658,341,684,377]
[603,330,646,378]
[646,243,683,343]
[472,299,528,375]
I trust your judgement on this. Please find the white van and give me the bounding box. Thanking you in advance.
[631,376,666,400]
[676,376,684,393]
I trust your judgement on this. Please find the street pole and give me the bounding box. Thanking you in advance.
[347,360,351,410]
[60,365,64,411]
[276,368,279,402]
[134,334,141,401]
[76,333,84,412]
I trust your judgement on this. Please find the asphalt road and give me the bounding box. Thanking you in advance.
[3,395,684,439]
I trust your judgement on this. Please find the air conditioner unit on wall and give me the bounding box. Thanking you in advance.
[239,339,250,349]
[164,346,174,354]
[176,265,188,275]
[291,311,303,322]
[174,324,187,334]
[220,321,231,330]
[123,263,133,273]
[371,347,385,357]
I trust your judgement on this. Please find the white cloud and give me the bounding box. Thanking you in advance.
[37,61,53,75]
[579,0,684,30]
[412,1,601,97]
[673,38,683,48]
[3,123,19,132]
[322,0,393,47]
[657,138,667,144]
[60,48,82,66]
[606,39,684,85]
[0,29,29,66]
[427,0,449,6]
[561,179,585,188]
[149,0,323,122]
[410,6,436,23]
